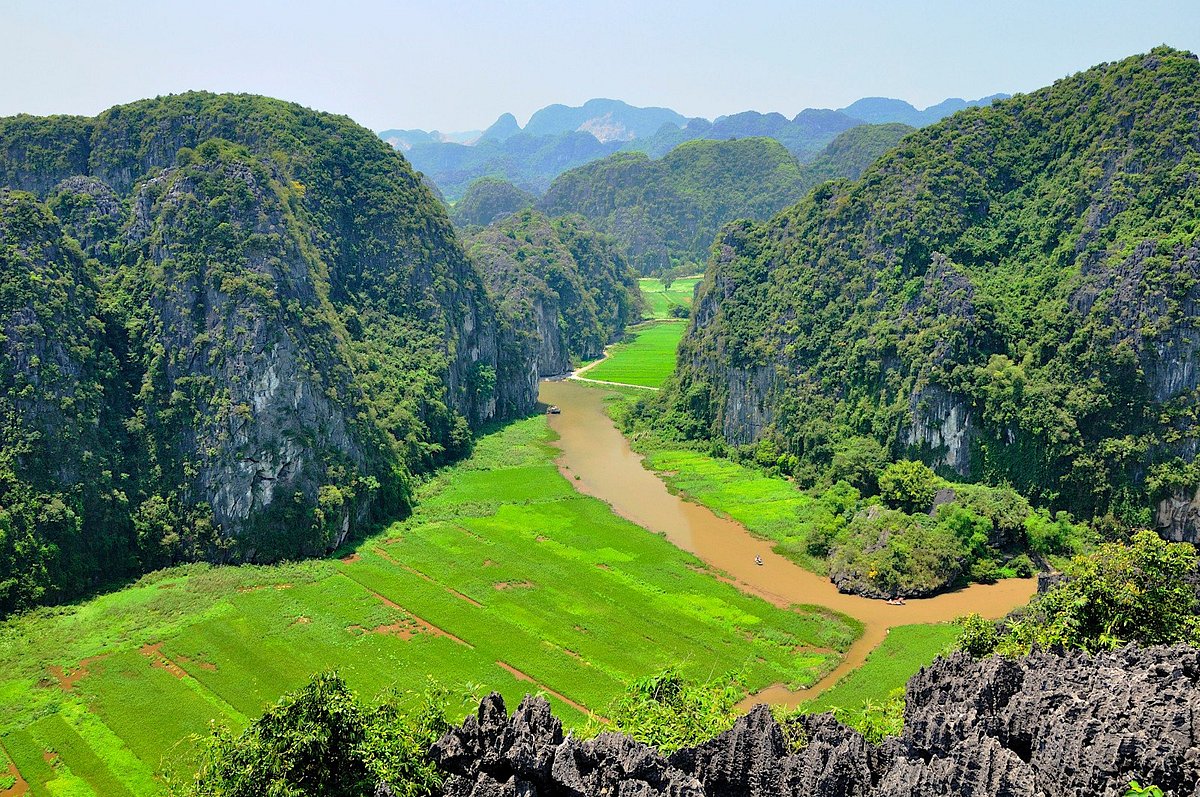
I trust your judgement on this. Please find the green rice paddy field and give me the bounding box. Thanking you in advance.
[803,623,963,713]
[0,416,859,796]
[638,276,700,319]
[583,322,685,388]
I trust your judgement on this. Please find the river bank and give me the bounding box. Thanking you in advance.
[539,379,1037,706]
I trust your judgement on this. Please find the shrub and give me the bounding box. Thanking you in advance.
[878,461,939,514]
[592,668,742,754]
[961,530,1200,656]
[190,671,448,797]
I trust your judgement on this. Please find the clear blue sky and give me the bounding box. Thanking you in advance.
[3,0,1199,132]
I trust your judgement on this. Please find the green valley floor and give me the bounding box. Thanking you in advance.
[0,416,858,796]
[637,276,700,319]
[578,322,685,389]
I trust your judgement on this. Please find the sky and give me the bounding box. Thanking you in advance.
[3,0,1200,133]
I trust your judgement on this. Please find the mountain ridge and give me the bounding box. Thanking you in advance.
[385,93,1007,199]
[0,91,541,614]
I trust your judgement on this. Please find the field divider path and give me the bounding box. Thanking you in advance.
[495,661,600,721]
[567,319,685,390]
[0,743,29,797]
[334,564,475,648]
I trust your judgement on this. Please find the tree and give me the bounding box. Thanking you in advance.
[191,671,449,797]
[962,530,1200,656]
[828,437,888,494]
[878,461,939,514]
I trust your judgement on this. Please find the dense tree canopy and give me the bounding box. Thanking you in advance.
[668,47,1200,529]
[539,127,910,275]
[0,93,537,614]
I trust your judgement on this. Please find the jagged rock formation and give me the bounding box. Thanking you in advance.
[670,47,1200,527]
[432,646,1200,797]
[467,210,643,379]
[0,92,541,613]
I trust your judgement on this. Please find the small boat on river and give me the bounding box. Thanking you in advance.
[546,405,561,414]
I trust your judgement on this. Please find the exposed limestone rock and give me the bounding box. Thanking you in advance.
[721,366,776,446]
[435,646,1200,797]
[902,383,974,477]
[1157,488,1200,544]
[432,693,704,796]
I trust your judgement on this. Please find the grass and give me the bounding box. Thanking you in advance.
[584,322,684,388]
[638,276,700,320]
[802,623,963,713]
[629,443,830,573]
[0,414,859,795]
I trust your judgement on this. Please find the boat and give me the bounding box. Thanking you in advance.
[754,555,763,566]
[546,405,561,414]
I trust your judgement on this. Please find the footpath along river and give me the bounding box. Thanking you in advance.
[539,378,1036,708]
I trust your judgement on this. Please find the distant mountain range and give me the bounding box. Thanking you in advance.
[380,94,1009,199]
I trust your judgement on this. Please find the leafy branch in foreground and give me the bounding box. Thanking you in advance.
[959,530,1200,656]
[587,668,744,754]
[187,671,453,797]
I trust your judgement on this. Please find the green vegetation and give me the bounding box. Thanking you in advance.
[539,126,910,275]
[960,530,1200,656]
[798,122,914,186]
[467,209,643,372]
[638,276,700,319]
[450,177,535,228]
[190,671,448,797]
[589,668,743,755]
[617,387,1087,596]
[667,47,1200,528]
[539,138,804,275]
[805,624,962,714]
[583,323,685,388]
[0,92,540,614]
[0,414,859,795]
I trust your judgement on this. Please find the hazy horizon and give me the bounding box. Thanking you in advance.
[4,0,1200,133]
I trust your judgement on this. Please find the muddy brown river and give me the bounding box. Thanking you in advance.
[539,379,1036,708]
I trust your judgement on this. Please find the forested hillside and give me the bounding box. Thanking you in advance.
[0,93,539,614]
[666,47,1200,539]
[539,126,911,274]
[466,210,642,377]
[452,176,536,227]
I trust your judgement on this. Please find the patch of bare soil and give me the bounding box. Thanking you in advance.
[48,654,110,691]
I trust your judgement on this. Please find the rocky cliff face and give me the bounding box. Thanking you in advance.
[0,190,135,610]
[467,210,643,380]
[671,48,1200,524]
[431,645,1200,797]
[0,92,541,611]
[126,153,390,561]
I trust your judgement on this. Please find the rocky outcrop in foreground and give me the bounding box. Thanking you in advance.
[430,645,1200,796]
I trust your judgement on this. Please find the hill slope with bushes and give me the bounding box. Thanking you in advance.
[0,93,539,614]
[666,46,1200,540]
[466,210,642,378]
[539,126,911,275]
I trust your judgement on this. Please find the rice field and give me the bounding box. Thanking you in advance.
[803,623,964,713]
[0,415,859,796]
[638,276,701,319]
[583,322,685,388]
